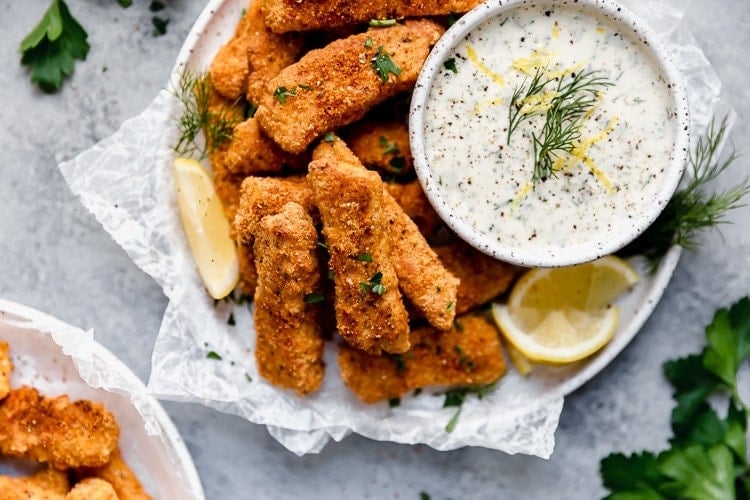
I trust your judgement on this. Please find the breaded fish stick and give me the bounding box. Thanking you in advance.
[314,139,458,330]
[309,159,410,354]
[209,2,255,100]
[232,176,317,298]
[220,118,308,177]
[339,315,506,403]
[344,120,413,176]
[77,449,151,500]
[233,176,318,246]
[0,341,11,400]
[255,20,444,153]
[434,240,516,314]
[253,203,325,395]
[0,387,119,469]
[0,476,63,500]
[384,180,441,239]
[262,0,481,33]
[245,2,304,106]
[66,478,118,500]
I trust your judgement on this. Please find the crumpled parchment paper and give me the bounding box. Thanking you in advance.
[59,0,727,457]
[0,300,204,499]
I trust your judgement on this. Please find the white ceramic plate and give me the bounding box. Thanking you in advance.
[0,300,205,500]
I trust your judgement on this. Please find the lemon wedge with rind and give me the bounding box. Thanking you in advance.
[492,256,638,364]
[173,157,239,299]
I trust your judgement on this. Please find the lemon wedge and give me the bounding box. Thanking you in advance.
[173,157,239,299]
[492,256,639,364]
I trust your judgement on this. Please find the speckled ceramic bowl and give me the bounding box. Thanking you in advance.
[410,0,689,267]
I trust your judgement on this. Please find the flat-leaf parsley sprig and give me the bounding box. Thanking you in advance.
[19,0,90,93]
[620,116,750,269]
[600,296,750,499]
[506,67,613,186]
[172,70,242,160]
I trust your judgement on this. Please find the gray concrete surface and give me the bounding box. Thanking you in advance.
[1,1,748,498]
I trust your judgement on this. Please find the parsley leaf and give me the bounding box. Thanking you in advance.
[444,58,458,73]
[207,351,222,360]
[371,46,402,83]
[152,16,169,36]
[117,0,133,7]
[20,0,90,93]
[600,296,750,499]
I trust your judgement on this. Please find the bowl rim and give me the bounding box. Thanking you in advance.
[409,0,690,268]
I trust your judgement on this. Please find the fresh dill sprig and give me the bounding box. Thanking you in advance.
[172,69,241,160]
[619,116,750,270]
[506,68,612,185]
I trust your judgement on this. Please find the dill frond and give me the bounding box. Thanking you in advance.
[507,66,551,144]
[619,116,750,270]
[172,69,242,160]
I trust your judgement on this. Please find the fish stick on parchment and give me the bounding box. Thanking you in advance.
[262,0,482,33]
[343,120,413,176]
[77,449,151,500]
[383,180,442,239]
[244,1,304,106]
[209,2,255,100]
[253,202,325,395]
[0,386,119,469]
[255,20,444,153]
[0,341,11,400]
[314,138,458,330]
[434,240,517,314]
[308,158,410,354]
[67,478,118,500]
[339,314,506,403]
[232,176,318,299]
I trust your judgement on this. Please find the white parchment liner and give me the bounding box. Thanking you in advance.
[59,0,728,456]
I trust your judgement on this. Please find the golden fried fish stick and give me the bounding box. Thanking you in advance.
[233,176,318,246]
[209,3,255,100]
[220,118,309,177]
[255,20,444,153]
[384,180,442,239]
[66,478,118,500]
[314,139,458,330]
[245,2,304,106]
[262,0,481,33]
[29,467,70,495]
[344,120,413,176]
[434,240,517,314]
[0,387,119,469]
[309,159,410,354]
[339,315,506,403]
[0,341,11,400]
[0,476,64,500]
[77,449,151,500]
[253,202,325,395]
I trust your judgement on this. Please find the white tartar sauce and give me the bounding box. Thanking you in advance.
[422,4,679,264]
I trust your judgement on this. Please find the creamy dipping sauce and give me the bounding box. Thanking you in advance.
[420,3,682,265]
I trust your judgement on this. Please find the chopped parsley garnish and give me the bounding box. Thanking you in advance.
[117,0,132,6]
[227,313,236,326]
[369,19,397,27]
[388,157,405,173]
[391,354,406,374]
[443,384,497,433]
[20,0,90,93]
[446,301,454,312]
[323,132,336,143]
[364,37,374,49]
[371,46,402,83]
[304,293,325,304]
[273,86,297,104]
[327,269,335,280]
[207,351,222,360]
[388,398,401,408]
[379,136,400,155]
[454,346,475,371]
[600,296,750,499]
[357,252,373,262]
[420,493,431,500]
[245,372,253,382]
[443,58,458,73]
[360,271,386,297]
[149,1,165,12]
[151,16,169,36]
[447,13,459,26]
[244,101,258,119]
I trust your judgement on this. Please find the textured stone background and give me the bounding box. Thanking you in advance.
[1,1,748,498]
